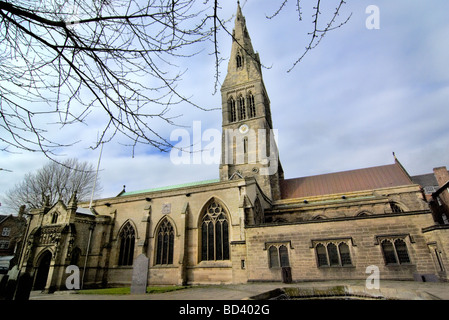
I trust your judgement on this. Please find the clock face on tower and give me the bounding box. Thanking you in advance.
[239,124,249,134]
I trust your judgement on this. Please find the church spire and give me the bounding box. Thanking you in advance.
[219,3,283,200]
[222,1,262,88]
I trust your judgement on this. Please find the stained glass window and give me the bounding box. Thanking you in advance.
[156,219,174,265]
[201,201,230,261]
[118,222,135,266]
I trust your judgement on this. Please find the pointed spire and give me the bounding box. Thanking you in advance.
[222,2,262,88]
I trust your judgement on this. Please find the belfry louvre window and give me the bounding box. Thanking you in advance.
[201,201,230,261]
[236,54,243,68]
[118,222,135,266]
[238,95,246,120]
[381,238,410,265]
[229,97,237,122]
[315,241,352,267]
[268,244,290,268]
[156,219,174,265]
[248,93,256,118]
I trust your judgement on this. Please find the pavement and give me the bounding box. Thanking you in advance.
[28,280,449,300]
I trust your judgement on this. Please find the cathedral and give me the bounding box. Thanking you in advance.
[16,3,449,292]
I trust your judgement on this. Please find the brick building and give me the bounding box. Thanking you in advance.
[0,213,26,273]
[16,3,449,292]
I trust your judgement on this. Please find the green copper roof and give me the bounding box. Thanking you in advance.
[119,179,220,197]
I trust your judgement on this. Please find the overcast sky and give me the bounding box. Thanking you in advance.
[1,0,448,214]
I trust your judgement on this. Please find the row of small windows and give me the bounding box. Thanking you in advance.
[228,94,256,122]
[316,242,352,267]
[267,239,411,269]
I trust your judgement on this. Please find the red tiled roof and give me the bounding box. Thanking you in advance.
[280,162,413,199]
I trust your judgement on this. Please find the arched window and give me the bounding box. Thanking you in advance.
[381,240,397,264]
[268,244,290,268]
[269,246,279,268]
[118,222,135,266]
[394,239,410,264]
[248,93,256,118]
[201,200,229,261]
[327,243,339,266]
[380,238,412,265]
[238,95,246,120]
[279,245,290,267]
[316,244,328,267]
[236,54,243,68]
[155,219,174,265]
[339,243,352,266]
[315,241,353,267]
[228,97,236,122]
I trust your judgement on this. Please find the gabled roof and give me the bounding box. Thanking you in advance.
[280,162,413,199]
[0,215,9,224]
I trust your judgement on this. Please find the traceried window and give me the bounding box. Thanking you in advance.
[201,200,230,261]
[268,244,290,268]
[238,95,246,120]
[118,222,135,266]
[155,218,174,265]
[229,97,237,122]
[381,238,410,265]
[248,93,256,118]
[315,241,352,267]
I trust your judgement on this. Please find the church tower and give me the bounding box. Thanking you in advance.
[219,2,283,200]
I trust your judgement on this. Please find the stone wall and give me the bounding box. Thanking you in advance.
[245,211,437,282]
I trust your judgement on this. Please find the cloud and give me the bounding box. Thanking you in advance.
[1,1,449,214]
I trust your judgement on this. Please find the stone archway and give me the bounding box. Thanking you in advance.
[34,251,52,290]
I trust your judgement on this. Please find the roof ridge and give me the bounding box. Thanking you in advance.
[283,163,398,181]
[119,178,220,196]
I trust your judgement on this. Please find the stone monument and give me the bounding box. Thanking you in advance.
[130,254,149,294]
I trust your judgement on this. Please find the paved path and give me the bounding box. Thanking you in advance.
[29,280,449,300]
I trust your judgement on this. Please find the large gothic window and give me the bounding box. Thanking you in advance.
[118,222,135,266]
[201,200,230,261]
[238,95,246,120]
[155,218,175,265]
[228,97,237,122]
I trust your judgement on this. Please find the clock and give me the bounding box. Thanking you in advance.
[239,124,249,134]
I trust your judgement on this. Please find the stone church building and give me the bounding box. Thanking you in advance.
[17,3,449,292]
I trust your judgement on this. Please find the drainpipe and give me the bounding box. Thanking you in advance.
[81,224,94,289]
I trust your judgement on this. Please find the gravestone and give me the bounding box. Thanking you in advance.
[130,254,149,294]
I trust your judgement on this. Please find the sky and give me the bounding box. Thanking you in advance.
[1,0,448,214]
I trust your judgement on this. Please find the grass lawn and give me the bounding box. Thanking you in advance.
[76,285,188,295]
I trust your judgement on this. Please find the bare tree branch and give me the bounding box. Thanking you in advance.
[0,0,350,161]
